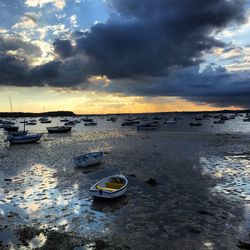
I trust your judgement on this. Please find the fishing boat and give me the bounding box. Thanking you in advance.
[74,152,104,167]
[7,133,43,144]
[47,126,72,133]
[90,174,128,199]
[137,123,157,130]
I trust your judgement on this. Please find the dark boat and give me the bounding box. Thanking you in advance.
[60,118,69,122]
[4,126,19,132]
[47,126,72,133]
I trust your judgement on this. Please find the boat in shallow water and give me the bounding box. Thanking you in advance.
[90,174,128,199]
[74,151,104,167]
[7,133,43,144]
[47,126,72,133]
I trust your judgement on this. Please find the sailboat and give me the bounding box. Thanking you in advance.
[7,133,43,144]
[7,119,43,144]
[5,101,43,144]
[3,97,19,132]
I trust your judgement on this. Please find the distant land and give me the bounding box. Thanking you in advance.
[0,109,249,118]
[0,111,76,118]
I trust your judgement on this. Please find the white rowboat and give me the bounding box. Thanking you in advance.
[74,152,104,167]
[90,174,128,199]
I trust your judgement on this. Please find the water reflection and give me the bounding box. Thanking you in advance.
[0,163,109,239]
[200,155,250,235]
[91,195,129,213]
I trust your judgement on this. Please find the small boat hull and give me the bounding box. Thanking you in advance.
[74,152,104,167]
[47,126,72,133]
[8,134,43,144]
[90,174,128,199]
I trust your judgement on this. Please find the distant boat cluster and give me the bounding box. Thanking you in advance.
[1,112,250,139]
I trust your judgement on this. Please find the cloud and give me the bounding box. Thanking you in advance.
[12,13,38,29]
[92,65,250,108]
[70,15,78,28]
[1,0,249,108]
[25,0,66,9]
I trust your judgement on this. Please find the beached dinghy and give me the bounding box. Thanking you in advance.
[7,133,43,144]
[90,174,128,199]
[74,152,104,167]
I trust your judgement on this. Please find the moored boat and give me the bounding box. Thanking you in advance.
[40,117,52,123]
[90,174,128,199]
[47,126,72,133]
[74,152,104,167]
[7,133,43,144]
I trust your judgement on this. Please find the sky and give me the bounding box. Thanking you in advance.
[0,0,250,114]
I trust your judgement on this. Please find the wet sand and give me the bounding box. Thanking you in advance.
[0,131,250,249]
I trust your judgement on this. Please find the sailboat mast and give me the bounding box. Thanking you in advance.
[9,96,13,113]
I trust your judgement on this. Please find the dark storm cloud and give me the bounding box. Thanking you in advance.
[0,0,249,107]
[94,65,250,108]
[51,0,245,78]
[0,54,31,86]
[53,39,74,59]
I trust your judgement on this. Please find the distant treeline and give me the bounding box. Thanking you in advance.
[0,109,249,118]
[0,111,76,118]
